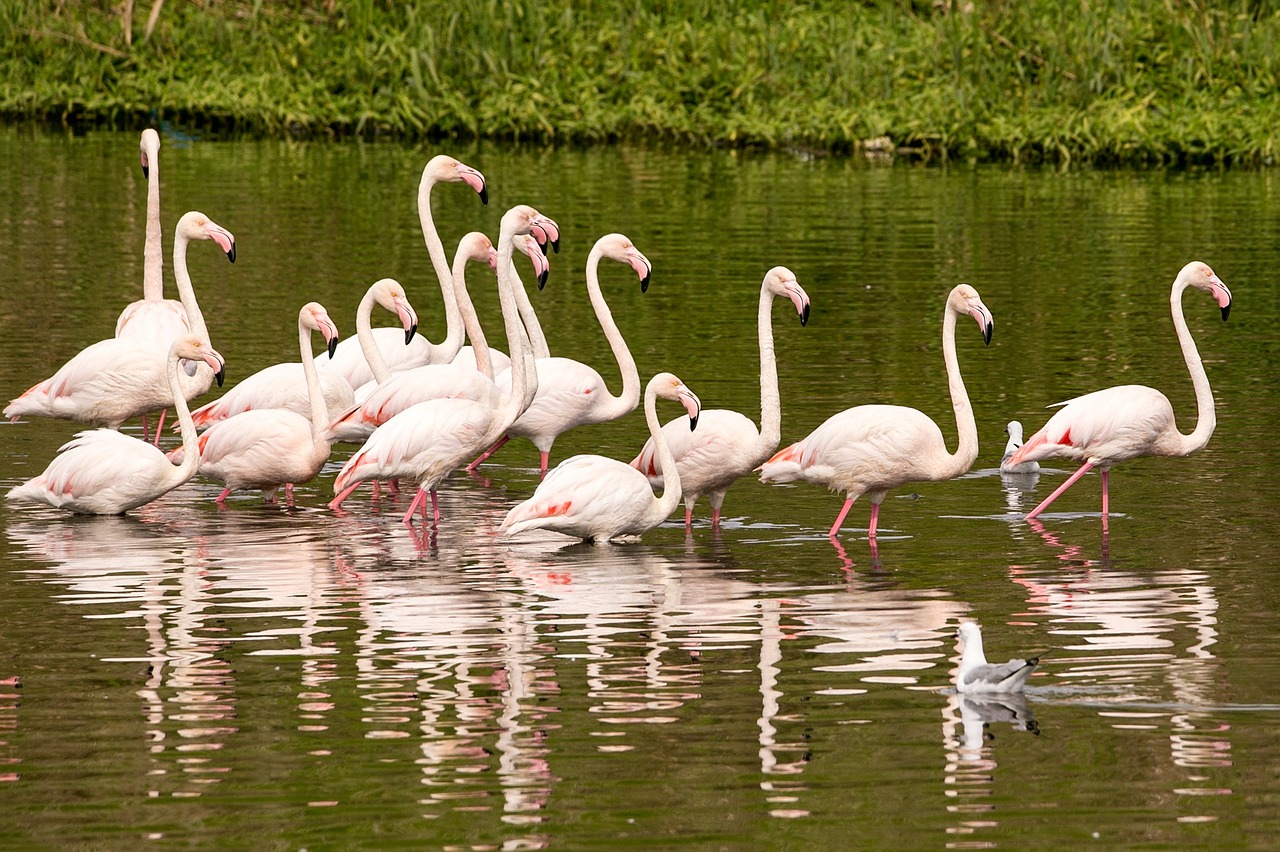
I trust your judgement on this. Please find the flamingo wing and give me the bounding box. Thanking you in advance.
[333,398,493,492]
[633,409,760,493]
[9,429,172,511]
[116,299,190,341]
[502,456,655,538]
[1014,385,1175,465]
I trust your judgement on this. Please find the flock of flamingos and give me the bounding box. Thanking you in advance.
[4,131,1234,557]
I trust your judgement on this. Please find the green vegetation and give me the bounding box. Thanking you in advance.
[4,0,1280,164]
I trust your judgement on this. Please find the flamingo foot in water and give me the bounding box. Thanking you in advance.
[152,409,167,447]
[828,497,855,538]
[1025,461,1095,520]
[467,434,510,473]
[216,487,232,505]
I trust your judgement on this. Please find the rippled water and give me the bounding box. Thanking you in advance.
[1,128,1278,848]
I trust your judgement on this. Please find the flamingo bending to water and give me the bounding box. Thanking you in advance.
[329,205,559,526]
[5,212,234,431]
[759,284,994,539]
[7,335,225,515]
[501,373,702,542]
[631,266,810,528]
[315,155,487,388]
[1006,261,1232,526]
[468,233,651,476]
[177,303,341,505]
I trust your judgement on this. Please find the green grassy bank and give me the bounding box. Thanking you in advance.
[4,0,1280,164]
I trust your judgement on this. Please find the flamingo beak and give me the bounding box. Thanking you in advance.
[970,303,994,346]
[680,389,702,431]
[203,352,226,388]
[1210,275,1232,321]
[486,248,499,271]
[785,282,811,327]
[629,254,652,294]
[327,333,339,359]
[141,158,149,179]
[395,300,419,344]
[531,217,561,255]
[458,166,489,206]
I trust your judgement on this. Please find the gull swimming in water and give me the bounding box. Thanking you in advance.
[999,420,1040,473]
[955,622,1041,694]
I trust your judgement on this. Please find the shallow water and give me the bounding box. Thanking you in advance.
[1,128,1278,848]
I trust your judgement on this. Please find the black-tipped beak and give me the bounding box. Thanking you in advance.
[478,186,489,206]
[226,244,236,264]
[141,165,149,179]
[800,302,811,327]
[214,365,226,388]
[1221,304,1231,321]
[640,272,651,294]
[689,413,699,431]
[550,237,560,255]
[327,336,339,358]
[982,321,993,346]
[537,269,549,291]
[405,324,418,345]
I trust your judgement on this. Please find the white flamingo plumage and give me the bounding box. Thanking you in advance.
[955,622,1041,694]
[759,284,994,539]
[329,205,559,526]
[468,233,651,476]
[5,211,235,431]
[7,335,225,515]
[314,155,488,389]
[451,233,552,376]
[115,129,188,343]
[189,278,417,431]
[500,373,702,542]
[1006,261,1232,527]
[631,266,810,528]
[175,303,342,506]
[999,421,1039,473]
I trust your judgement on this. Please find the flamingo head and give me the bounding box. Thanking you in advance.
[425,155,488,206]
[1179,261,1232,321]
[596,234,652,293]
[172,334,225,388]
[301,302,341,358]
[370,278,419,344]
[950,284,993,345]
[459,232,496,269]
[514,234,551,290]
[503,206,560,256]
[139,128,159,178]
[764,266,810,326]
[651,372,702,431]
[176,211,236,263]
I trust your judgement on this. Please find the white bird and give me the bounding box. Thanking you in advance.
[329,205,560,526]
[469,233,651,477]
[5,212,235,430]
[501,373,702,542]
[115,129,188,343]
[999,421,1039,473]
[451,233,553,375]
[631,266,809,528]
[314,155,488,389]
[189,278,417,431]
[1006,261,1232,527]
[759,284,993,539]
[178,303,341,505]
[7,335,225,515]
[955,622,1041,694]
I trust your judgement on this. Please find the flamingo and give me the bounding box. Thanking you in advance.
[189,278,417,431]
[468,233,651,477]
[500,373,702,542]
[116,129,188,342]
[314,155,488,389]
[1006,261,1232,527]
[5,212,235,432]
[999,421,1039,473]
[955,622,1041,694]
[176,303,341,506]
[759,284,994,539]
[631,266,810,529]
[329,205,560,526]
[451,233,552,376]
[7,335,225,515]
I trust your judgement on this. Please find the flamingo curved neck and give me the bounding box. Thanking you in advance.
[172,232,208,340]
[584,245,640,420]
[512,268,550,359]
[939,307,980,480]
[168,353,203,485]
[452,254,494,380]
[143,142,163,302]
[417,174,465,361]
[356,290,392,385]
[487,226,536,444]
[1169,280,1217,455]
[300,322,328,445]
[753,285,783,464]
[645,384,683,523]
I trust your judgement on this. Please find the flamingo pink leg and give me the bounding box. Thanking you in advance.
[429,489,441,527]
[868,502,880,539]
[285,483,295,507]
[140,413,151,444]
[152,409,167,447]
[828,498,855,538]
[1100,470,1110,531]
[711,507,722,528]
[684,507,693,529]
[539,452,550,478]
[216,487,232,504]
[1025,461,1095,520]
[330,480,364,511]
[402,489,426,526]
[467,435,510,472]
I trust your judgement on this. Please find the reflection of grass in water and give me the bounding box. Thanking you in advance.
[3,0,1277,163]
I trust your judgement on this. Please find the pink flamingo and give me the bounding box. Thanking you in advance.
[5,212,234,433]
[329,205,559,526]
[468,233,651,477]
[631,266,810,529]
[500,373,702,542]
[759,284,994,539]
[177,303,341,506]
[1006,261,1232,527]
[7,335,225,515]
[450,233,552,377]
[315,155,488,389]
[189,278,417,430]
[116,129,188,342]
